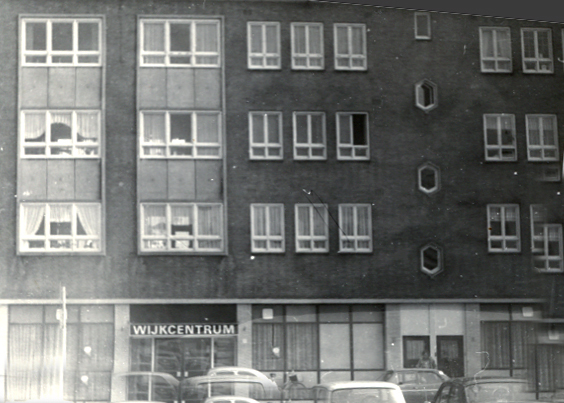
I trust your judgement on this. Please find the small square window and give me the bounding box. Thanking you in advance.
[338,204,372,253]
[336,112,369,160]
[249,112,283,160]
[483,114,517,161]
[291,22,324,70]
[295,204,328,253]
[248,22,280,69]
[414,13,431,40]
[334,23,367,71]
[250,204,285,253]
[479,27,512,73]
[293,112,326,160]
[521,28,553,73]
[526,115,558,161]
[487,204,520,253]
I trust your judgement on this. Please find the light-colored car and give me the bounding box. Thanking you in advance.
[431,377,537,403]
[182,374,281,403]
[206,367,278,389]
[204,396,262,403]
[313,381,406,403]
[380,369,450,403]
[112,371,180,403]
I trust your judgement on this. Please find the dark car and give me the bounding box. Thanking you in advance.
[431,377,537,403]
[380,369,450,403]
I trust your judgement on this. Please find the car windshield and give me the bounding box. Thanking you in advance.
[331,388,405,403]
[182,381,277,403]
[464,382,536,403]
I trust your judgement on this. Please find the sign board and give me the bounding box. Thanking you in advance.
[130,323,238,336]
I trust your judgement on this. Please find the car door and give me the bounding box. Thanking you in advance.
[417,372,445,403]
[434,384,451,403]
[399,371,423,403]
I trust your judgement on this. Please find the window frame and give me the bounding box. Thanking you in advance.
[483,114,517,162]
[336,112,370,161]
[415,80,438,112]
[139,110,222,159]
[533,223,564,273]
[291,22,324,70]
[479,27,512,73]
[293,112,327,160]
[250,204,285,253]
[21,17,103,66]
[414,12,431,40]
[140,203,224,253]
[338,204,372,253]
[139,18,221,67]
[247,22,281,70]
[487,204,521,253]
[295,204,329,253]
[249,112,283,160]
[531,205,547,254]
[333,23,367,71]
[19,202,103,254]
[521,27,553,74]
[525,114,559,162]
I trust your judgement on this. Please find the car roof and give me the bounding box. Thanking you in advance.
[205,396,261,403]
[315,381,402,391]
[444,377,527,386]
[182,374,272,386]
[113,371,180,387]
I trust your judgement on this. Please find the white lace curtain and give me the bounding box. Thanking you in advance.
[143,22,165,52]
[23,205,46,236]
[76,112,99,142]
[195,22,218,52]
[24,112,47,141]
[76,204,100,236]
[197,205,221,236]
[143,113,166,143]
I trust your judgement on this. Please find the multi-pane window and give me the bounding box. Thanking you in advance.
[479,27,512,73]
[141,203,223,252]
[251,204,285,253]
[295,204,328,253]
[338,204,372,253]
[22,18,102,66]
[249,112,283,160]
[483,114,517,161]
[293,112,326,160]
[414,13,431,40]
[533,224,564,273]
[336,112,369,160]
[21,110,100,158]
[140,19,220,67]
[291,23,324,70]
[481,320,536,370]
[248,22,280,69]
[526,115,558,161]
[531,205,548,253]
[334,24,367,70]
[140,111,221,158]
[19,203,102,253]
[521,28,553,73]
[487,204,520,253]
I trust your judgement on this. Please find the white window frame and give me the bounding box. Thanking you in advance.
[479,27,512,73]
[531,204,547,253]
[533,223,564,273]
[487,204,521,253]
[140,203,224,253]
[334,23,367,71]
[140,111,222,159]
[21,18,102,66]
[521,28,553,74]
[250,204,285,253]
[483,114,517,161]
[249,112,283,160]
[20,110,101,158]
[295,204,329,253]
[415,80,438,112]
[338,204,372,253]
[139,19,221,67]
[414,12,431,40]
[293,112,326,160]
[336,112,369,160]
[526,114,559,161]
[19,203,102,253]
[247,22,281,69]
[291,22,324,70]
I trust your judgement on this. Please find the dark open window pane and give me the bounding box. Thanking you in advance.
[170,114,192,142]
[52,22,73,51]
[352,114,367,145]
[170,23,191,52]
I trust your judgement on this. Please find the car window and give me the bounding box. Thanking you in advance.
[419,372,444,384]
[399,372,418,385]
[436,385,451,403]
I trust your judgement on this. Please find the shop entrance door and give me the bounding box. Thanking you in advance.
[436,336,464,377]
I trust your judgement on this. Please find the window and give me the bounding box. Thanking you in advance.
[415,80,438,112]
[140,203,223,252]
[414,13,431,40]
[521,28,553,73]
[533,224,564,273]
[19,203,102,253]
[248,22,280,69]
[418,162,440,194]
[21,110,100,158]
[479,27,512,72]
[481,320,536,369]
[487,204,520,252]
[526,115,558,161]
[140,19,220,67]
[293,112,326,160]
[483,114,517,161]
[140,111,221,158]
[249,112,282,160]
[531,205,548,253]
[251,204,284,253]
[336,112,369,160]
[291,23,324,69]
[22,18,102,66]
[338,204,372,253]
[420,243,443,277]
[334,23,367,70]
[295,204,328,252]
[403,336,430,368]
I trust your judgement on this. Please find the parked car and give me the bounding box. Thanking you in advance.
[313,381,406,403]
[206,367,278,389]
[431,377,537,403]
[112,371,180,403]
[181,374,281,403]
[380,369,450,403]
[204,396,262,403]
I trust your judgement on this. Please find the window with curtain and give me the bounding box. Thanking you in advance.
[521,28,553,73]
[247,22,281,69]
[338,204,372,253]
[21,111,101,157]
[251,204,285,253]
[483,114,517,161]
[480,321,536,370]
[249,112,283,160]
[295,204,328,253]
[140,19,220,66]
[333,23,367,70]
[291,23,324,70]
[487,204,520,252]
[140,111,221,158]
[19,203,102,253]
[526,115,558,161]
[22,18,101,65]
[293,112,326,160]
[535,344,564,392]
[479,27,512,72]
[403,336,430,368]
[141,203,224,252]
[533,224,564,273]
[336,113,369,160]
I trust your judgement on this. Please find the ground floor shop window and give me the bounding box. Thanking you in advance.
[534,344,564,392]
[480,321,536,370]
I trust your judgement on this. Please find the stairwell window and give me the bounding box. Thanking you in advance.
[479,27,512,73]
[334,23,367,70]
[521,28,553,73]
[248,22,280,69]
[336,112,369,160]
[533,224,564,273]
[295,204,329,253]
[487,204,520,253]
[291,23,324,70]
[483,114,517,161]
[251,204,285,253]
[338,204,372,253]
[526,115,558,161]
